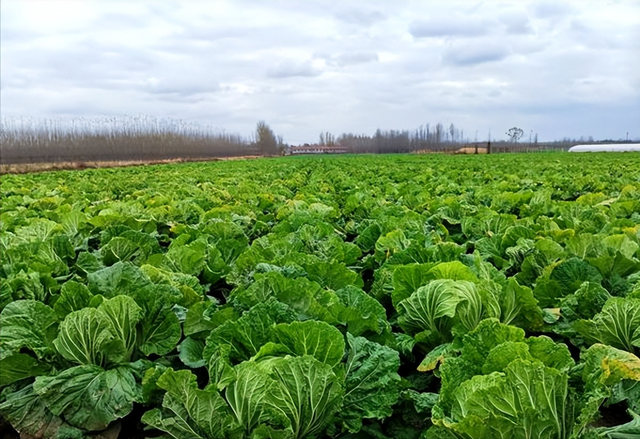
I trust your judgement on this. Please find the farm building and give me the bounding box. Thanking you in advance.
[569,144,640,152]
[289,144,349,154]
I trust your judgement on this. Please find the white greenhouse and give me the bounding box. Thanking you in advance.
[568,144,640,152]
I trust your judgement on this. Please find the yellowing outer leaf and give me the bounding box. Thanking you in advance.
[418,343,455,372]
[584,343,640,388]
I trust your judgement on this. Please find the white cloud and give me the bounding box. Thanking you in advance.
[1,0,639,143]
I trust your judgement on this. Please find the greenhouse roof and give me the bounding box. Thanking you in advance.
[568,144,640,152]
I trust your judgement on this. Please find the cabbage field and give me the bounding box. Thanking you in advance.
[1,153,639,439]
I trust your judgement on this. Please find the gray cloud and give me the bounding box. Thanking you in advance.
[531,1,573,19]
[443,41,509,66]
[145,78,220,98]
[266,60,322,78]
[339,52,379,66]
[410,17,490,38]
[92,12,151,30]
[334,7,387,26]
[498,11,533,35]
[1,0,639,143]
[318,51,379,67]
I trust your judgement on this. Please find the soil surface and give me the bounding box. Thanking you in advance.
[0,155,262,175]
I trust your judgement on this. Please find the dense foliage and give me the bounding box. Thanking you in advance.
[1,153,639,439]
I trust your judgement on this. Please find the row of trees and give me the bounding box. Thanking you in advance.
[0,117,271,164]
[316,124,613,154]
[3,116,625,164]
[0,117,292,164]
[316,123,495,154]
[317,122,474,152]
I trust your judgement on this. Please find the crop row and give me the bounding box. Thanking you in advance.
[1,153,639,438]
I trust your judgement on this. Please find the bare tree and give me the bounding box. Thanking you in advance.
[319,132,335,146]
[506,127,524,143]
[326,132,335,146]
[435,123,444,148]
[256,121,279,155]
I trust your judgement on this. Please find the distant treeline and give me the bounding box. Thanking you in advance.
[0,117,258,164]
[317,124,626,154]
[322,123,478,154]
[1,117,632,164]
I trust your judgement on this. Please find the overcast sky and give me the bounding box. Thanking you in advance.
[2,0,639,144]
